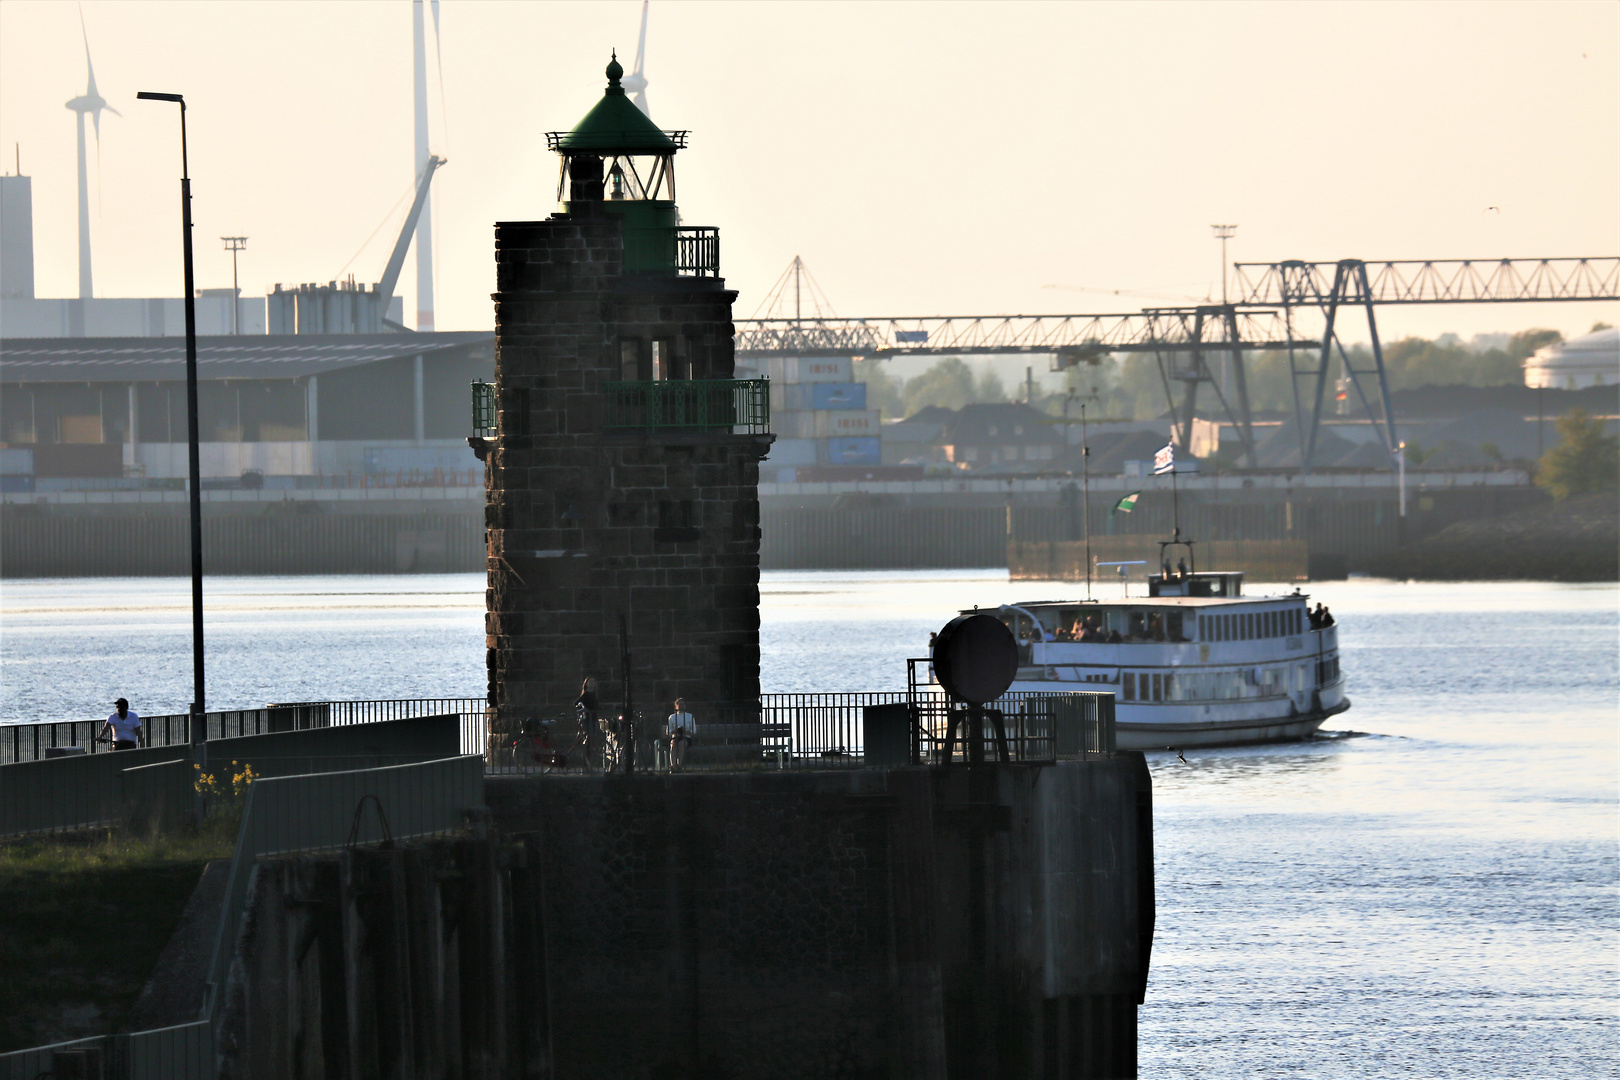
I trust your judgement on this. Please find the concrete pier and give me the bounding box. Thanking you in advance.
[218,758,1153,1079]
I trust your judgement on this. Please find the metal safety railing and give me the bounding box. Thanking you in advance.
[1,700,487,765]
[261,697,488,757]
[1,708,281,765]
[673,226,720,276]
[602,378,769,434]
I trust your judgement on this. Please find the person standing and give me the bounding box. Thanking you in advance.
[99,698,142,750]
[666,698,695,770]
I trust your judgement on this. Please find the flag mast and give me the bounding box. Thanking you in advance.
[1081,401,1092,600]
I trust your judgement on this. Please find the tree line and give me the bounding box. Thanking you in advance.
[855,324,1607,422]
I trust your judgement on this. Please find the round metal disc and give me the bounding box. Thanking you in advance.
[933,613,1018,705]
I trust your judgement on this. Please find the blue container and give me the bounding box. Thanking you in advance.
[825,437,881,465]
[810,383,866,410]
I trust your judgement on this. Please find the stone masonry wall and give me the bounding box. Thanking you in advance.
[487,212,772,738]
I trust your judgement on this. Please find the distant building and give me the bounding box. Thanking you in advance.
[1,292,271,338]
[940,402,1065,471]
[0,332,491,478]
[1523,327,1620,389]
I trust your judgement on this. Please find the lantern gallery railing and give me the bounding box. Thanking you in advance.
[621,226,720,277]
[603,378,770,434]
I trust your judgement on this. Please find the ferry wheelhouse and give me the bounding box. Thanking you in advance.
[972,566,1348,750]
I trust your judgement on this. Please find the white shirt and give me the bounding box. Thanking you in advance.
[668,710,695,737]
[106,710,141,743]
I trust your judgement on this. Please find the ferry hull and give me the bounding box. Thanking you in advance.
[1114,698,1351,751]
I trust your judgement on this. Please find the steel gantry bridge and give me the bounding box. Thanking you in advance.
[734,256,1620,472]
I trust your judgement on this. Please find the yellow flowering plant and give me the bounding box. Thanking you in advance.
[193,759,257,830]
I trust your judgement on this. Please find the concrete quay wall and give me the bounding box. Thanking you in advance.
[218,758,1154,1079]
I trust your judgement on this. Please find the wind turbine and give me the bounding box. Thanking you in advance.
[621,0,651,116]
[65,15,118,300]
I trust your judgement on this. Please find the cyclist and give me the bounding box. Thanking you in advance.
[99,697,142,750]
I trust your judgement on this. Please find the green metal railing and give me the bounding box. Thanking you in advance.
[673,227,720,276]
[621,225,720,276]
[603,378,769,434]
[471,380,496,436]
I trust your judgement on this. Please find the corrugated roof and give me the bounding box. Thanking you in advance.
[0,332,493,384]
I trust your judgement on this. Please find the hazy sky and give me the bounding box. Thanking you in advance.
[2,0,1616,344]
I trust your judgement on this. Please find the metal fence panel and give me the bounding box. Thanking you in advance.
[0,715,469,839]
[0,746,191,837]
[0,1034,103,1079]
[125,1020,212,1080]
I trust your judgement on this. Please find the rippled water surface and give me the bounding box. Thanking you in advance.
[3,572,1616,1076]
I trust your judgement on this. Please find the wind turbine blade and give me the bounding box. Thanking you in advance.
[430,0,444,81]
[430,0,449,152]
[633,0,649,75]
[624,0,650,115]
[79,9,99,98]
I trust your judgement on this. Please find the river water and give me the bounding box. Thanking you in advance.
[2,571,1615,1077]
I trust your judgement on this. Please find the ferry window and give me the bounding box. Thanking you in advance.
[1151,673,1163,702]
[1245,613,1255,639]
[1164,673,1175,700]
[1265,611,1275,637]
[1123,672,1136,701]
[1217,615,1227,642]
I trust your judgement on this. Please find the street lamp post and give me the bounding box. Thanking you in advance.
[137,91,206,753]
[222,236,247,335]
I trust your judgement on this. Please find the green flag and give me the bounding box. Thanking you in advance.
[1112,491,1140,515]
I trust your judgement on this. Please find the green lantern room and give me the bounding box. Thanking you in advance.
[545,53,717,277]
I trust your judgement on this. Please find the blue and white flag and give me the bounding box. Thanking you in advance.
[1153,442,1175,475]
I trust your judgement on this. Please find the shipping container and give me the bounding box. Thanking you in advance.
[0,447,34,476]
[814,410,882,437]
[762,356,853,384]
[770,382,867,412]
[764,437,818,465]
[824,437,882,465]
[772,412,817,439]
[810,383,866,410]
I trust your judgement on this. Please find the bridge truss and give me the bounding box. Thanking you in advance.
[735,257,1620,473]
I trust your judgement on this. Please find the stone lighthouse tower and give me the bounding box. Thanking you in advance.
[484,55,772,740]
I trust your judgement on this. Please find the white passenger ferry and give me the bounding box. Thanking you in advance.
[973,556,1349,750]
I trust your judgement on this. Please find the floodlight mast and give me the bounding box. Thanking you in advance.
[137,90,206,745]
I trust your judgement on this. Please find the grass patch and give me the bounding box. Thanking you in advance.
[0,829,234,1053]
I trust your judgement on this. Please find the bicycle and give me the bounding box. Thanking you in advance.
[507,714,585,772]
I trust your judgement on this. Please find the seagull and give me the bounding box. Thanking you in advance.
[1483,206,1501,214]
[1167,746,1188,765]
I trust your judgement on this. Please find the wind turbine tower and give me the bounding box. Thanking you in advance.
[621,0,651,116]
[412,0,438,331]
[64,20,117,300]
